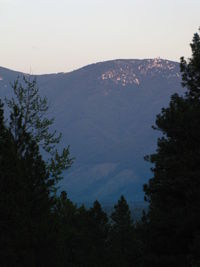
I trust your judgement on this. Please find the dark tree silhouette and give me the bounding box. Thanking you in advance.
[0,77,72,267]
[0,99,56,266]
[143,28,200,267]
[109,196,137,267]
[6,76,73,187]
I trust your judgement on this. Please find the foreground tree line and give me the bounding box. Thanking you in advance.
[1,29,200,266]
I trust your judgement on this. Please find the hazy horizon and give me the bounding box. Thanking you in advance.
[1,0,199,74]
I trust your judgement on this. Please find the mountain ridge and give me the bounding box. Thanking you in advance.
[0,58,183,203]
[0,57,179,75]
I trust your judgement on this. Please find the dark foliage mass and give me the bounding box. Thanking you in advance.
[142,29,200,266]
[1,28,200,267]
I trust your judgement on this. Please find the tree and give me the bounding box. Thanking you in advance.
[54,199,109,267]
[143,28,200,266]
[6,76,73,188]
[0,100,22,266]
[0,99,56,266]
[53,191,78,267]
[87,201,109,266]
[0,77,73,266]
[60,201,109,267]
[109,196,137,267]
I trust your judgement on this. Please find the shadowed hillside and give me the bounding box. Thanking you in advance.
[0,58,183,202]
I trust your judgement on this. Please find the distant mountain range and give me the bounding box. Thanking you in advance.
[0,59,184,203]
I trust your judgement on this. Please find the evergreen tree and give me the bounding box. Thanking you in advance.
[0,100,23,266]
[109,196,137,267]
[54,200,109,267]
[69,204,91,266]
[143,28,200,266]
[53,191,78,267]
[0,100,54,266]
[0,77,72,266]
[6,76,73,188]
[87,200,109,266]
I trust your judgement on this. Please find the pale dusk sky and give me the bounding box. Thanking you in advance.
[0,0,199,74]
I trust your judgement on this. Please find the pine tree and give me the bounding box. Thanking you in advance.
[0,76,73,266]
[0,100,23,266]
[0,99,57,267]
[6,76,73,188]
[53,191,78,267]
[109,196,136,267]
[143,28,200,266]
[87,200,109,266]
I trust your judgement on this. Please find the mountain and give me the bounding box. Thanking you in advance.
[0,59,183,203]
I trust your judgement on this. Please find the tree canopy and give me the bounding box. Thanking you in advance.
[143,28,200,267]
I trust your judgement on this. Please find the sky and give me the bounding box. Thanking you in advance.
[0,0,200,74]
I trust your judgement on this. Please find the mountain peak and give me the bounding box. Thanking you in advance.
[97,58,180,87]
